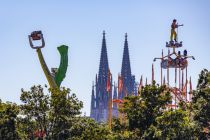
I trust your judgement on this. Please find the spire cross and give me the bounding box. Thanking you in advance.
[103,30,106,37]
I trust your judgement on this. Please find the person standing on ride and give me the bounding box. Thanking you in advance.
[170,19,178,42]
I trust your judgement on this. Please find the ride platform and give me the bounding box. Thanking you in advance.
[166,41,182,48]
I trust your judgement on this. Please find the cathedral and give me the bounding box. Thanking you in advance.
[90,31,137,122]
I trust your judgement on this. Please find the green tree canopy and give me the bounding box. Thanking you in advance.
[0,100,19,139]
[69,117,112,140]
[17,85,83,140]
[120,82,171,138]
[150,108,197,139]
[192,69,210,138]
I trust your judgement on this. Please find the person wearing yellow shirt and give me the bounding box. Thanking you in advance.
[170,19,178,42]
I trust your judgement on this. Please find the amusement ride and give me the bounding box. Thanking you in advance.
[109,20,196,128]
[28,31,69,89]
[153,19,195,108]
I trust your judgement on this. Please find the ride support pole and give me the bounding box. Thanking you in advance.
[167,49,170,86]
[182,70,184,92]
[175,68,177,109]
[161,49,163,86]
[186,66,188,100]
[179,68,181,91]
[36,48,58,89]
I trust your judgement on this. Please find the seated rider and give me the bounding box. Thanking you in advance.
[179,50,188,68]
[183,49,187,57]
[175,51,181,65]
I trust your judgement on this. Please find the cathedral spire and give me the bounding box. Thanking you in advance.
[121,33,133,96]
[121,33,131,77]
[97,30,110,111]
[98,30,109,84]
[91,82,95,109]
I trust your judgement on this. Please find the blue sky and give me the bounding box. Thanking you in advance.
[0,1,210,115]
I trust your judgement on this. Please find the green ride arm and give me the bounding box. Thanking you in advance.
[36,48,58,89]
[54,45,68,87]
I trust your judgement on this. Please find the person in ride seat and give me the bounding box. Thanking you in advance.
[175,51,181,66]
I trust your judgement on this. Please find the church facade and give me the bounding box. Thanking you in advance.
[90,31,137,122]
